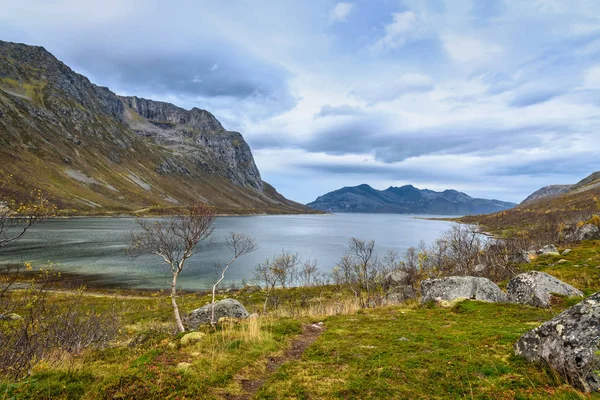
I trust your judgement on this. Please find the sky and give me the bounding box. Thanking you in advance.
[2,0,600,204]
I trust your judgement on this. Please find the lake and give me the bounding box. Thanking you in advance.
[0,214,456,290]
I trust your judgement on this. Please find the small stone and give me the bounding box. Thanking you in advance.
[397,337,410,341]
[177,362,192,370]
[558,259,568,264]
[180,332,205,346]
[562,249,572,255]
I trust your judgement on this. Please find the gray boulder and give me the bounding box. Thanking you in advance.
[509,250,531,264]
[184,298,249,330]
[383,269,411,288]
[573,224,600,241]
[386,285,417,303]
[421,276,508,304]
[514,292,600,392]
[507,271,583,308]
[540,244,560,256]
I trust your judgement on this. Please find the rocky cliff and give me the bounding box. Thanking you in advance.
[306,184,516,215]
[0,40,311,214]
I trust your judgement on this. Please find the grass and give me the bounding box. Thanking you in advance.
[1,242,600,399]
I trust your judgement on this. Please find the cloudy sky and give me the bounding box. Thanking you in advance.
[2,0,600,204]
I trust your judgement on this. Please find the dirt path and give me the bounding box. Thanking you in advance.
[226,323,325,400]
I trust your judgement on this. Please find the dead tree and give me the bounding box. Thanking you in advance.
[211,232,257,326]
[128,203,216,332]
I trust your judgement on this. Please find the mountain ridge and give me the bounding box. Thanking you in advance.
[0,40,312,215]
[307,184,516,215]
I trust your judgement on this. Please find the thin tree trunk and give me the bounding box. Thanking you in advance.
[171,273,185,332]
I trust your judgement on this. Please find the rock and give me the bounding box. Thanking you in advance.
[507,271,583,308]
[557,259,568,264]
[540,244,560,256]
[514,293,600,392]
[218,317,241,325]
[420,276,508,304]
[562,249,572,255]
[384,269,411,288]
[248,313,259,319]
[180,331,205,346]
[184,298,249,330]
[0,313,22,321]
[386,285,417,303]
[509,250,531,264]
[176,362,192,370]
[572,224,600,241]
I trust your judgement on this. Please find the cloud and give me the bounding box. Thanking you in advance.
[442,33,502,63]
[351,74,434,103]
[329,2,354,23]
[315,104,362,118]
[583,65,600,89]
[508,88,562,107]
[370,11,418,53]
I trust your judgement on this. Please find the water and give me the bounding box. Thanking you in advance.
[0,214,456,290]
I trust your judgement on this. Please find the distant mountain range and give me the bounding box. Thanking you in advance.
[306,184,516,215]
[0,40,312,215]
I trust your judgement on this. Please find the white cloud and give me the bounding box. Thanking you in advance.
[583,65,600,89]
[329,2,354,23]
[370,11,418,53]
[442,33,503,63]
[352,73,434,103]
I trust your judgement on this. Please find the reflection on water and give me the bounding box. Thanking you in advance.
[0,214,456,290]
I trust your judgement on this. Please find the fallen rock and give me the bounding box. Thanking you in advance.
[421,276,508,304]
[184,298,249,330]
[514,292,600,392]
[180,331,205,346]
[562,249,572,256]
[540,244,560,256]
[507,271,583,308]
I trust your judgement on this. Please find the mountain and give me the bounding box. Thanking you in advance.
[0,40,312,215]
[460,171,600,229]
[521,185,573,205]
[306,184,516,215]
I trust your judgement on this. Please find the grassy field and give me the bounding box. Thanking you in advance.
[1,241,599,399]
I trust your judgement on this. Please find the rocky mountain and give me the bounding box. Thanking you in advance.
[0,40,312,214]
[306,184,516,215]
[521,185,572,205]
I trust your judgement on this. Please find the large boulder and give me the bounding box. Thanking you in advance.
[383,269,411,289]
[421,276,508,304]
[507,271,583,308]
[184,298,249,330]
[573,224,600,241]
[514,293,600,392]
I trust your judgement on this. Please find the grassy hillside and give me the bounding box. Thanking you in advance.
[459,171,600,235]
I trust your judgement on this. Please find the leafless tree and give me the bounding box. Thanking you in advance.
[0,190,51,249]
[253,251,301,312]
[298,259,319,287]
[211,233,257,326]
[128,203,216,332]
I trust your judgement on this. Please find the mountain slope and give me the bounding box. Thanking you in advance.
[521,185,572,205]
[306,184,516,215]
[460,171,600,229]
[0,40,312,215]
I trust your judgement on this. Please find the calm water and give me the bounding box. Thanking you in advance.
[0,214,456,290]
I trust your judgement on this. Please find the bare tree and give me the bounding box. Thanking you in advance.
[298,259,319,287]
[0,190,51,248]
[253,251,301,312]
[211,232,257,326]
[128,203,216,332]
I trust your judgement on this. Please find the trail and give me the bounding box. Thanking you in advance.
[226,323,325,400]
